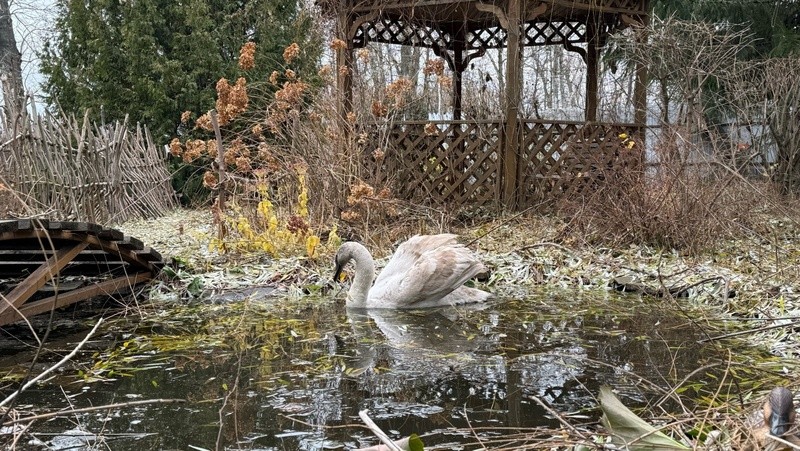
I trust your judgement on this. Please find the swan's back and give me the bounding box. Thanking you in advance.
[369,234,490,308]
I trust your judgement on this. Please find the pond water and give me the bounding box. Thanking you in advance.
[0,291,730,450]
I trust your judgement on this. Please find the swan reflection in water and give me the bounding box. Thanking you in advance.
[343,306,589,417]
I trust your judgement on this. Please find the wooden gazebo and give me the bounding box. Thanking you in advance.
[324,0,649,210]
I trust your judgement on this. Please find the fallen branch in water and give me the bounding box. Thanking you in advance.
[529,395,590,442]
[700,320,800,343]
[2,398,186,426]
[0,318,105,409]
[358,410,405,451]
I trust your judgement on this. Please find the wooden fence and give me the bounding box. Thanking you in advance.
[363,119,642,210]
[0,111,177,224]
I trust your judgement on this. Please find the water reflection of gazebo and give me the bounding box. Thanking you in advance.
[322,0,649,210]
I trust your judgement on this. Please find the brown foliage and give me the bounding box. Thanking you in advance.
[557,136,779,254]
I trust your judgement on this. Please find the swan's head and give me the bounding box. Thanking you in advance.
[332,241,359,283]
[763,387,796,437]
[332,246,347,283]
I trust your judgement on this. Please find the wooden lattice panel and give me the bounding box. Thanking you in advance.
[354,17,593,50]
[354,17,452,49]
[517,120,642,208]
[364,121,502,207]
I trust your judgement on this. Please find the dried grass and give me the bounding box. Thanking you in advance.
[556,135,793,256]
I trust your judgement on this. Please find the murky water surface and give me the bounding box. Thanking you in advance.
[0,291,726,450]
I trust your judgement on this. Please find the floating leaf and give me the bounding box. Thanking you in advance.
[599,385,690,450]
[409,433,424,451]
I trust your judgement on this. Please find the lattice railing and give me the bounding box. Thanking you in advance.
[360,119,642,210]
[517,120,642,208]
[363,121,502,207]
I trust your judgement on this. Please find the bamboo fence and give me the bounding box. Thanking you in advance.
[0,110,177,224]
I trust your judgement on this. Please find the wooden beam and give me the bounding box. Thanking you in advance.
[0,272,152,326]
[0,241,89,319]
[633,8,649,143]
[336,11,354,120]
[452,27,466,121]
[585,14,600,122]
[502,0,522,210]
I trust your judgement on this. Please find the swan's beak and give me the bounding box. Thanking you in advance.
[333,261,344,284]
[770,409,794,437]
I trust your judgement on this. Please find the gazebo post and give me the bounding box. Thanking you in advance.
[633,5,649,144]
[336,9,354,120]
[585,14,600,122]
[452,32,465,121]
[502,0,523,209]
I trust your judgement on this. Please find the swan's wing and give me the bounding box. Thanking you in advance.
[371,244,487,308]
[374,234,458,287]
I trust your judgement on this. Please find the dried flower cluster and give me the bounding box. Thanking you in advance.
[215,77,248,125]
[423,59,445,77]
[286,214,309,234]
[318,65,332,80]
[267,50,310,134]
[424,123,439,136]
[169,138,183,157]
[385,78,413,109]
[341,181,398,222]
[202,171,218,188]
[371,101,388,118]
[283,42,300,64]
[239,42,256,70]
[195,77,249,130]
[330,38,347,51]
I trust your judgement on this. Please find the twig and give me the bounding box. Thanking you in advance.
[279,413,364,430]
[511,242,576,257]
[358,410,403,451]
[2,399,185,425]
[769,434,800,450]
[700,320,800,343]
[528,395,589,441]
[0,318,104,409]
[462,406,487,449]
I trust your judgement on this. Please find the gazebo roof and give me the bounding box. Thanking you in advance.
[321,0,647,50]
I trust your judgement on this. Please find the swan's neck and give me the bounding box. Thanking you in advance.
[343,243,376,308]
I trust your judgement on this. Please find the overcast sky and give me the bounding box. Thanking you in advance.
[11,0,57,100]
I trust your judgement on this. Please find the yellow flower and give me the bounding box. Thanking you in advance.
[618,133,628,140]
[306,234,320,258]
[327,225,341,248]
[257,199,273,217]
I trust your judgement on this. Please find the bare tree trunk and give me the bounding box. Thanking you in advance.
[0,0,25,126]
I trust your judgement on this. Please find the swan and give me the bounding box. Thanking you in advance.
[332,234,492,308]
[745,387,800,450]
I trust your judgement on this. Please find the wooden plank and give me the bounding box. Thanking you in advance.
[0,241,89,319]
[0,272,152,326]
[0,230,162,273]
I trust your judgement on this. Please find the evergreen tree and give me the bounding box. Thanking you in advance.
[40,0,320,143]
